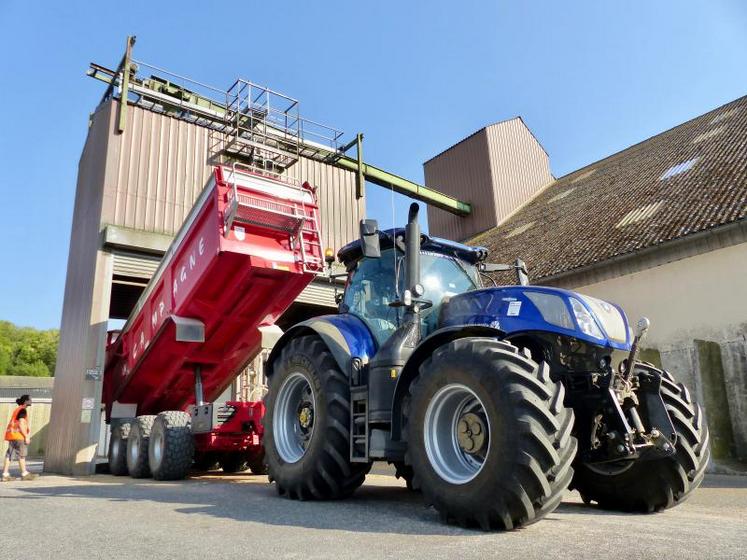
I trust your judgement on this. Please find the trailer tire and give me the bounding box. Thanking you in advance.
[108,420,132,476]
[406,337,577,531]
[127,415,156,478]
[571,367,710,512]
[220,454,248,473]
[248,452,268,475]
[265,335,370,500]
[193,452,219,472]
[149,411,194,481]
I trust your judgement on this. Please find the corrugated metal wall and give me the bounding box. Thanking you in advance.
[47,99,363,474]
[424,130,496,241]
[285,157,363,252]
[484,119,554,225]
[100,101,363,250]
[424,118,554,241]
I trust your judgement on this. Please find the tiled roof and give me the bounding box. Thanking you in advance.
[468,96,747,280]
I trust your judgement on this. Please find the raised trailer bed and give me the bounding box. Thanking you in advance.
[103,165,322,479]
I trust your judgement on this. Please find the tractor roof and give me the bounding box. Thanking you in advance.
[338,228,488,266]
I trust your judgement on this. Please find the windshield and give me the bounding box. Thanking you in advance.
[342,249,477,344]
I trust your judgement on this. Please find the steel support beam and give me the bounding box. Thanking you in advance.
[87,46,472,216]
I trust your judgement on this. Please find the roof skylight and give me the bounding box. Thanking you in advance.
[660,157,699,180]
[571,169,596,184]
[505,222,535,238]
[548,188,575,203]
[710,108,740,125]
[615,201,664,228]
[692,126,725,144]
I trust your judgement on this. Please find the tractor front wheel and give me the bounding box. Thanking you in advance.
[264,335,370,500]
[406,338,577,530]
[571,366,710,512]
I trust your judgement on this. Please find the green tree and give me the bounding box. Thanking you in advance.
[0,320,59,376]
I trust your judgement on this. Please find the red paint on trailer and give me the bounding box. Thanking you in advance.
[102,166,322,458]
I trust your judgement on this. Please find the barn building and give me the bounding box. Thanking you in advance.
[425,96,747,468]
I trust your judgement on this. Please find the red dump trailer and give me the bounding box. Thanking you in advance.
[102,165,323,480]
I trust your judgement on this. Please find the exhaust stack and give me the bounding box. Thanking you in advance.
[405,203,422,297]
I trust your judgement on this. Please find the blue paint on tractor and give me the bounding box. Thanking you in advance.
[441,286,632,351]
[317,313,378,362]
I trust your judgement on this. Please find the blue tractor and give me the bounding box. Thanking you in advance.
[263,204,709,530]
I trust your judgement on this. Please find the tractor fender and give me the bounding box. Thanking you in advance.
[265,314,376,378]
[390,324,505,441]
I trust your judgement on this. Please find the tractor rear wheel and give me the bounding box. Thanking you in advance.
[406,338,577,530]
[126,415,156,478]
[108,419,132,476]
[391,462,416,491]
[265,335,370,500]
[571,366,710,512]
[149,411,194,481]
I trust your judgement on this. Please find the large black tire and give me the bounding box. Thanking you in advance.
[265,335,370,500]
[193,452,219,471]
[406,338,577,531]
[220,454,249,473]
[108,419,132,476]
[571,366,710,512]
[248,452,268,475]
[126,415,156,478]
[149,411,194,481]
[390,461,416,491]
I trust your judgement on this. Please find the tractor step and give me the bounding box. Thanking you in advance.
[350,385,369,462]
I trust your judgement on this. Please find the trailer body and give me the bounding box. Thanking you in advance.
[103,165,322,475]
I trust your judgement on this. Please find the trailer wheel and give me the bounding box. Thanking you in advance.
[220,454,248,473]
[193,452,219,472]
[248,452,268,475]
[127,415,156,478]
[571,367,710,512]
[406,337,577,530]
[149,411,194,481]
[265,335,370,500]
[108,420,132,476]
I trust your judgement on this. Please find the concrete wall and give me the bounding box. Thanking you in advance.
[560,241,747,464]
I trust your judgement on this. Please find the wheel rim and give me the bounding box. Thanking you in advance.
[273,372,316,463]
[424,383,490,484]
[152,428,164,469]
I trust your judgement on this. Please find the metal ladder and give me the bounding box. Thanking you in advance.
[349,359,369,462]
[294,198,324,273]
[350,384,369,462]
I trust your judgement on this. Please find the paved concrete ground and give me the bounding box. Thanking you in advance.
[0,464,745,560]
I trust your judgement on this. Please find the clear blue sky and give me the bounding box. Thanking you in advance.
[1,1,746,329]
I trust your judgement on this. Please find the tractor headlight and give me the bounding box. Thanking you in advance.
[578,294,628,343]
[569,297,605,340]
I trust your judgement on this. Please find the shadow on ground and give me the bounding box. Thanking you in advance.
[8,471,643,536]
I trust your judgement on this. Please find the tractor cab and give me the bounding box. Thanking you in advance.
[337,228,483,343]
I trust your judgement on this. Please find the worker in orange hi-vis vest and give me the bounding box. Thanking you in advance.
[2,395,37,481]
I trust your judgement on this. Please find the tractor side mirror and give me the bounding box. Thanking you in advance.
[360,219,380,258]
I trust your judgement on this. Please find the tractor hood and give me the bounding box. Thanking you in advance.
[440,286,632,351]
